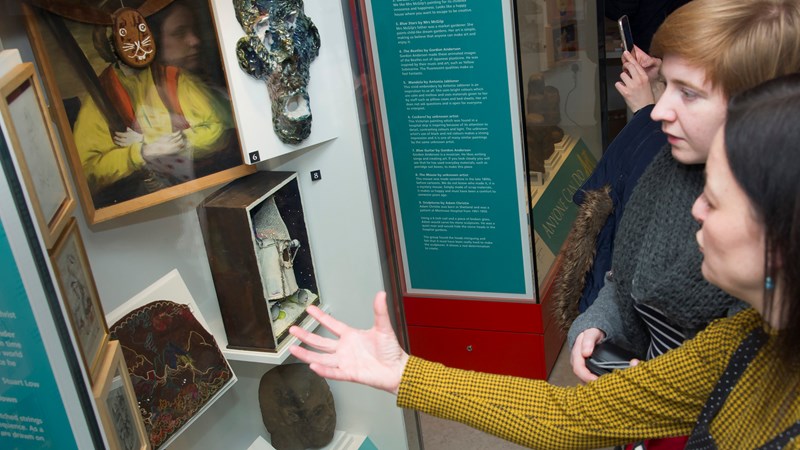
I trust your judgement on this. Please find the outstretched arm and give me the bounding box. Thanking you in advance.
[289,291,410,395]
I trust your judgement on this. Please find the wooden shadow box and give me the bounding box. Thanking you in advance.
[198,171,321,352]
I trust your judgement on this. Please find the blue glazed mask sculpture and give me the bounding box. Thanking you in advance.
[234,0,320,144]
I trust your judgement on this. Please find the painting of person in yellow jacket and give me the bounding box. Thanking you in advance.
[69,1,243,208]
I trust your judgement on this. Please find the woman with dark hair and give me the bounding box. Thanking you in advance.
[698,74,800,364]
[148,2,203,73]
[288,74,800,448]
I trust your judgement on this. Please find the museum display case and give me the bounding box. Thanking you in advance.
[350,0,603,378]
[0,0,606,448]
[0,0,403,447]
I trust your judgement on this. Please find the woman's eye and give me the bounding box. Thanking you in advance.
[681,88,698,100]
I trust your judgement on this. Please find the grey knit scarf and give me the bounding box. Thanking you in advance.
[612,146,746,353]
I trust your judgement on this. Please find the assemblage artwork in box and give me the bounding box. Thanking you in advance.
[251,184,319,334]
[198,171,320,351]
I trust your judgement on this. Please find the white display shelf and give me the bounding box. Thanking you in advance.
[219,304,330,364]
[247,430,368,450]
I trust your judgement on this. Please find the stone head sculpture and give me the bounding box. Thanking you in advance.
[234,0,321,144]
[259,363,336,450]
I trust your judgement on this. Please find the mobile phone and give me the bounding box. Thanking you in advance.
[617,15,634,53]
[585,341,637,376]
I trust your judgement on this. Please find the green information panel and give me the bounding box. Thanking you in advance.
[368,0,532,297]
[0,219,79,450]
[533,139,597,254]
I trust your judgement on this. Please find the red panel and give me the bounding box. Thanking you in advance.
[404,296,543,333]
[408,325,547,379]
[402,253,570,379]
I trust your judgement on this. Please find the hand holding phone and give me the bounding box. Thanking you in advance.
[585,341,638,376]
[618,15,634,53]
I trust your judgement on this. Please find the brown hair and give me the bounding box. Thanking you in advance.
[651,0,800,98]
[725,74,800,365]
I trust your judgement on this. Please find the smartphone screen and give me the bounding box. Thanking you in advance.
[618,15,634,53]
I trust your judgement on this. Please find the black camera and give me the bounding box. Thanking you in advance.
[585,341,638,376]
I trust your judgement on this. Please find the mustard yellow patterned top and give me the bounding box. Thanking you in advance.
[397,309,800,449]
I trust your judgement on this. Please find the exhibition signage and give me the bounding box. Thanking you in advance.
[0,220,78,449]
[366,0,534,299]
[533,139,596,254]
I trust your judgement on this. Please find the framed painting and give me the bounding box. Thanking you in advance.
[0,62,75,248]
[49,218,109,381]
[22,0,255,224]
[93,340,150,450]
[545,20,579,68]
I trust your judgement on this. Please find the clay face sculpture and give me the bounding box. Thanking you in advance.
[234,0,320,144]
[112,7,156,68]
[259,363,336,450]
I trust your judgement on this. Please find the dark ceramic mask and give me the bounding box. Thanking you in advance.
[234,0,320,144]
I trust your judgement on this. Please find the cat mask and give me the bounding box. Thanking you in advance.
[112,7,156,68]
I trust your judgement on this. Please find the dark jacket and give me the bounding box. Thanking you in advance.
[574,105,665,313]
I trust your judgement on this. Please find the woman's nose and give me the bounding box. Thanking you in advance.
[691,194,707,225]
[651,94,675,123]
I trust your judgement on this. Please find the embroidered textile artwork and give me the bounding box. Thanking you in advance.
[111,7,157,68]
[233,0,321,144]
[110,300,233,449]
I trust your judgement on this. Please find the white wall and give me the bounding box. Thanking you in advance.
[0,0,409,448]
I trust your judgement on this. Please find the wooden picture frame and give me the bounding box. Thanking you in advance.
[22,0,255,224]
[0,62,75,248]
[545,20,579,68]
[93,340,150,450]
[49,218,109,381]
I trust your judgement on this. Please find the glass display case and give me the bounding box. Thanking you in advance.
[349,0,603,380]
[0,0,605,448]
[0,0,407,448]
[351,0,603,305]
[516,0,603,290]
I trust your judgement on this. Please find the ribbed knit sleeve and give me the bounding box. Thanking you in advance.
[397,310,764,449]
